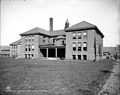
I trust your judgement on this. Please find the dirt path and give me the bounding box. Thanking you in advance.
[98,60,120,95]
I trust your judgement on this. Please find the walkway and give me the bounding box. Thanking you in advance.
[98,60,120,95]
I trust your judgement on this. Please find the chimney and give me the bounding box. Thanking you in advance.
[64,19,69,28]
[49,18,53,31]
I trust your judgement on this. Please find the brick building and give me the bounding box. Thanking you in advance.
[115,45,120,59]
[0,46,10,57]
[10,39,21,58]
[10,18,104,60]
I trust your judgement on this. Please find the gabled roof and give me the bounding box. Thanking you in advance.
[20,27,50,36]
[50,29,65,36]
[65,21,96,31]
[10,39,21,45]
[65,21,104,38]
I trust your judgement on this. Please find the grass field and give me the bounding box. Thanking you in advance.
[0,57,116,95]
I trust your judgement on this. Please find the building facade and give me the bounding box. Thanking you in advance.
[10,39,21,58]
[115,45,120,59]
[10,18,104,60]
[0,46,10,57]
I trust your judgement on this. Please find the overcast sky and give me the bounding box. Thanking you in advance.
[1,0,120,47]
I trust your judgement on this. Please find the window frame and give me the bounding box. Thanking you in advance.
[77,42,82,51]
[72,33,77,39]
[77,32,82,39]
[72,42,76,51]
[83,31,87,38]
[73,55,76,60]
[83,42,87,51]
[83,55,87,60]
[78,55,81,60]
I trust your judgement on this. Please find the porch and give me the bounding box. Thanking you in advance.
[39,45,65,59]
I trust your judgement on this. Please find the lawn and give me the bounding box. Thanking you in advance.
[0,57,116,95]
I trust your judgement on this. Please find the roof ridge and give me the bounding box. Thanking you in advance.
[20,27,50,36]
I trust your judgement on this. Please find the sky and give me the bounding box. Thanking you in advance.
[0,0,120,47]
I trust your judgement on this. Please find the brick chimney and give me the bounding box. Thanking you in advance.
[49,18,53,31]
[64,19,69,28]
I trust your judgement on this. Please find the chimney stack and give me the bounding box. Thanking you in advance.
[49,18,53,31]
[65,19,69,28]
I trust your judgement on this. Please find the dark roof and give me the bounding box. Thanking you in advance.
[65,21,96,31]
[20,27,50,36]
[10,39,21,45]
[19,21,104,37]
[50,29,65,36]
[65,21,104,38]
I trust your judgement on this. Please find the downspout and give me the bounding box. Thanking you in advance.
[94,34,96,61]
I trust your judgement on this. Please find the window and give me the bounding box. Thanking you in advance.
[73,33,76,39]
[28,44,31,51]
[28,36,31,42]
[83,31,87,38]
[31,36,34,41]
[31,44,34,51]
[28,54,30,59]
[78,55,81,60]
[83,55,87,60]
[73,42,76,51]
[62,40,65,45]
[99,44,102,56]
[83,42,87,51]
[43,36,45,43]
[25,45,28,51]
[25,54,27,58]
[31,54,34,58]
[78,32,82,39]
[26,37,28,42]
[78,42,82,51]
[73,55,76,60]
[53,39,55,44]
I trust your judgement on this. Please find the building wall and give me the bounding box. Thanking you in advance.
[95,30,103,60]
[115,45,120,59]
[10,45,21,58]
[66,32,73,59]
[65,29,103,60]
[87,29,95,60]
[20,35,42,59]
